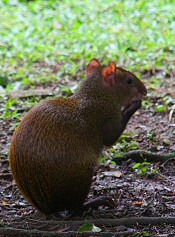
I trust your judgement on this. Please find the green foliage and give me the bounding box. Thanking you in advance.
[141,99,153,110]
[60,85,74,97]
[163,96,175,110]
[154,95,175,113]
[0,0,174,89]
[0,75,9,87]
[113,133,139,153]
[154,104,167,113]
[0,98,19,119]
[133,232,151,237]
[132,161,158,176]
[149,77,162,90]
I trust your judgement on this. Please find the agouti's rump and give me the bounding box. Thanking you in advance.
[10,100,98,214]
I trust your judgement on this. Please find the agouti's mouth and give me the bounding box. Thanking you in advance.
[130,92,146,103]
[121,92,146,112]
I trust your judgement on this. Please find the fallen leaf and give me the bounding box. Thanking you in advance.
[103,171,122,178]
[2,201,8,206]
[133,201,143,206]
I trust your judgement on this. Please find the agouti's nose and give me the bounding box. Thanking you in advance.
[137,93,145,100]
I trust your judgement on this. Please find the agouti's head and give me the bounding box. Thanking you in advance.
[85,58,147,109]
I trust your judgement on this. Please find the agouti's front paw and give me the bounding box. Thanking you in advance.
[122,100,142,117]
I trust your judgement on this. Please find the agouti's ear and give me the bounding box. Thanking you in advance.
[102,62,117,87]
[87,58,101,75]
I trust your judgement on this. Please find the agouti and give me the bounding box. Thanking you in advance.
[9,59,147,214]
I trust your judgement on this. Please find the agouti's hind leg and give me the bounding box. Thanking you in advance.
[83,196,116,210]
[70,196,115,216]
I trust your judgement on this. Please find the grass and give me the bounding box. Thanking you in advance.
[0,0,174,89]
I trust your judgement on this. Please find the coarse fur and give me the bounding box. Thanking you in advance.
[9,59,147,214]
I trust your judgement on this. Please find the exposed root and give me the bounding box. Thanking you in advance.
[113,150,175,163]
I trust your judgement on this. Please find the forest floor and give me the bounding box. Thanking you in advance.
[0,1,175,235]
[0,68,175,237]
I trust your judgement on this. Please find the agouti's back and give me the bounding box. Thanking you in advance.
[10,59,147,214]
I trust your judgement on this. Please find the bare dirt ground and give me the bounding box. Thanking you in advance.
[0,70,175,236]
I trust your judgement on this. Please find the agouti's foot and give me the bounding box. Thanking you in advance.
[70,196,115,216]
[83,196,116,211]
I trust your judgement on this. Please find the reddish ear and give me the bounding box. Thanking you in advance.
[109,62,116,73]
[102,62,117,86]
[87,58,101,75]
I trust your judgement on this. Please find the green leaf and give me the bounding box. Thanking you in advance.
[132,163,141,169]
[140,167,148,175]
[154,105,167,113]
[142,162,150,165]
[78,224,102,233]
[0,75,9,87]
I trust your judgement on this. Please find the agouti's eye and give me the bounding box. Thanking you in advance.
[127,78,133,84]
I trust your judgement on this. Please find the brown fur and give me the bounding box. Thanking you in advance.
[9,59,147,214]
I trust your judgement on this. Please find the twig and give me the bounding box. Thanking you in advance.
[113,150,175,163]
[162,158,175,169]
[3,217,175,227]
[0,173,13,180]
[157,173,175,186]
[1,217,175,236]
[0,228,135,237]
